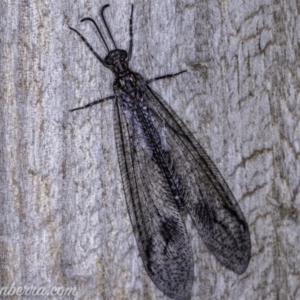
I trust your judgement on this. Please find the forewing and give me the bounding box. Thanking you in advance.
[113,97,194,300]
[144,86,251,275]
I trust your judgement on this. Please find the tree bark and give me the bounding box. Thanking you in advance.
[1,0,299,299]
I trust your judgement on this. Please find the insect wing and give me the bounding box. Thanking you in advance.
[144,86,251,275]
[113,95,194,300]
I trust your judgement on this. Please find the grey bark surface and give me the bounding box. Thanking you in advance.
[0,0,299,299]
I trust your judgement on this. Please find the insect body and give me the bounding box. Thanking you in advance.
[70,4,251,300]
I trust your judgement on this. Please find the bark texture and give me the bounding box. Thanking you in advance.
[0,0,299,299]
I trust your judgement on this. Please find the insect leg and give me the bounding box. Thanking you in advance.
[70,95,114,112]
[146,70,187,84]
[127,5,134,61]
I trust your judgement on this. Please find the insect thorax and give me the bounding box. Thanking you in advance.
[114,72,146,104]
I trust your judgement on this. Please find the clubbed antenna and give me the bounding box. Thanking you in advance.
[101,4,118,49]
[81,17,110,52]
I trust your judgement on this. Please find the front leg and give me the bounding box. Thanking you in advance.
[146,70,187,84]
[70,95,115,112]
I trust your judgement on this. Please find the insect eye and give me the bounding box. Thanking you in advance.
[104,56,113,65]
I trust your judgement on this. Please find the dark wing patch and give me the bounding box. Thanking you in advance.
[144,87,251,275]
[113,98,194,300]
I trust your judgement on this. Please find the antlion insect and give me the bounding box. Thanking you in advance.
[69,4,251,300]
